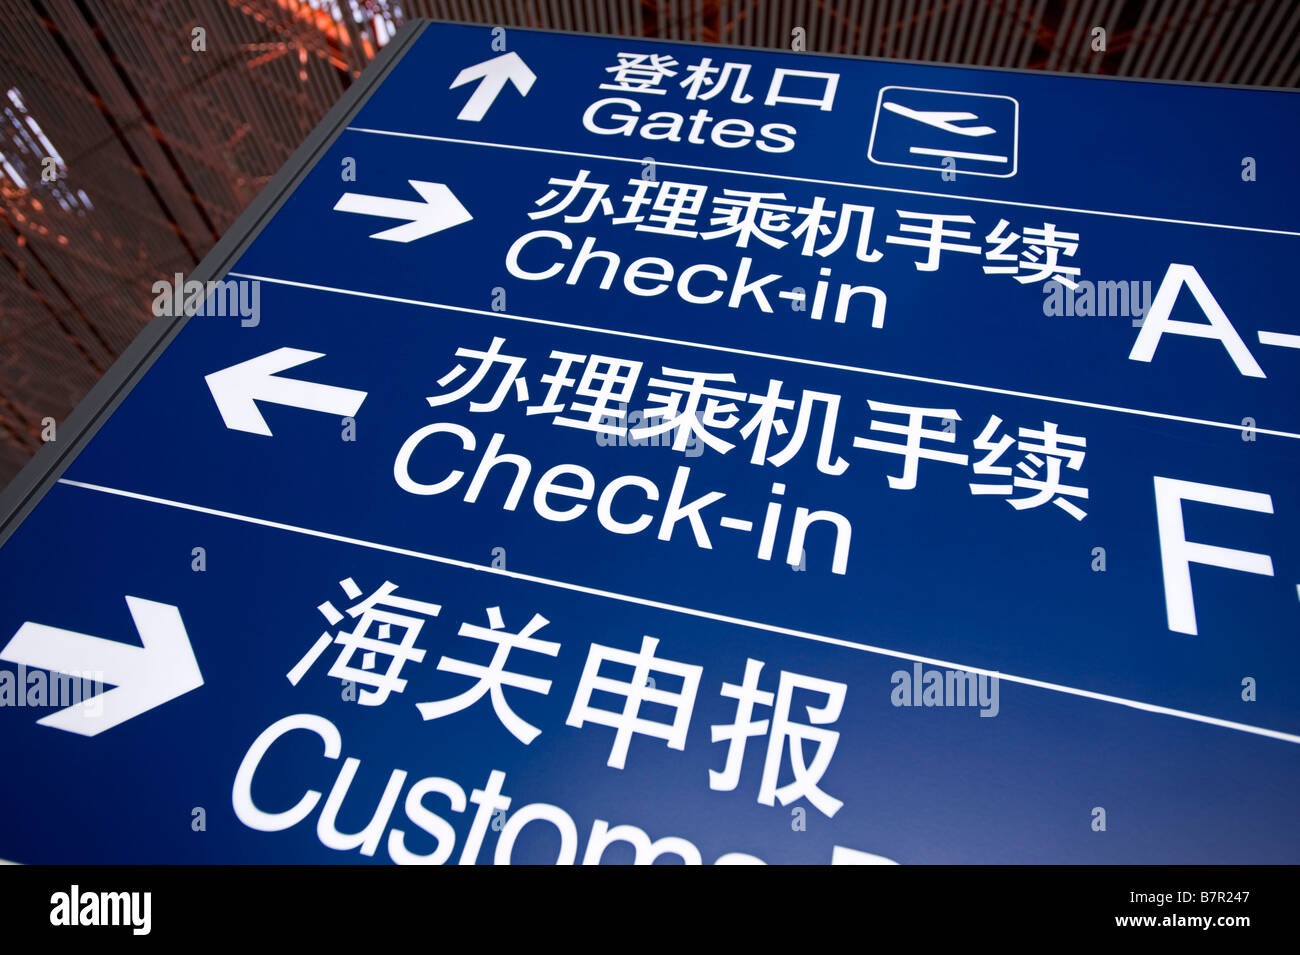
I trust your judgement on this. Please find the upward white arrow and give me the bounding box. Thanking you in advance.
[205,347,367,436]
[334,180,472,243]
[449,51,536,121]
[0,597,203,737]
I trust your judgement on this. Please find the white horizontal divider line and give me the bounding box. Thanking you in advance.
[227,271,1300,440]
[58,477,1300,747]
[346,126,1300,238]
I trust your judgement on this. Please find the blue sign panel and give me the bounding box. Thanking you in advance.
[1,21,1298,864]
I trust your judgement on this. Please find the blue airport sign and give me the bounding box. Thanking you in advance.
[1,20,1297,864]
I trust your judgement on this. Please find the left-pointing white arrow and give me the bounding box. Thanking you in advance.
[333,180,472,242]
[0,597,203,737]
[205,347,367,436]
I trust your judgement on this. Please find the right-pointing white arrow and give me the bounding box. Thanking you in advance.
[333,180,472,243]
[0,597,203,737]
[449,51,536,121]
[205,347,367,436]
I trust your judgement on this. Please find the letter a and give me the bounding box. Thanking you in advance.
[1128,264,1264,377]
